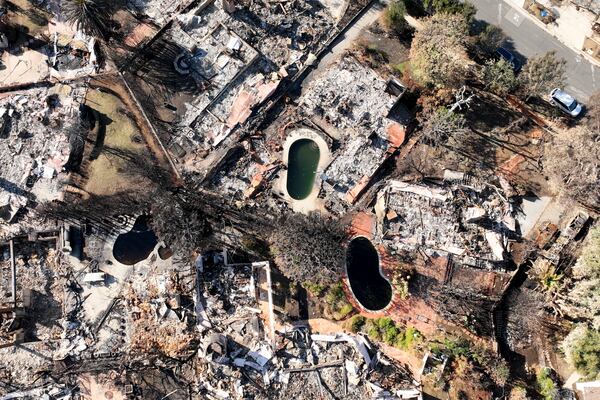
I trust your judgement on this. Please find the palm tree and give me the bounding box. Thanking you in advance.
[62,0,110,38]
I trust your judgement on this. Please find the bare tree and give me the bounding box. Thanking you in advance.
[505,288,545,343]
[584,91,600,133]
[150,190,212,257]
[395,145,437,179]
[269,212,348,285]
[554,227,600,320]
[543,126,600,207]
[518,51,566,100]
[421,106,468,147]
[409,13,470,88]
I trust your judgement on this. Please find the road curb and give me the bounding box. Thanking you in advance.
[501,0,600,68]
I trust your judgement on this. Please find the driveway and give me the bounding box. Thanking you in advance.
[471,0,600,102]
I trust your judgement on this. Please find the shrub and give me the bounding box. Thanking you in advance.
[509,387,529,400]
[337,303,354,319]
[536,368,558,400]
[303,281,326,297]
[383,325,400,345]
[326,282,345,304]
[376,317,395,331]
[392,61,409,76]
[444,337,471,358]
[325,282,354,320]
[368,325,381,340]
[349,315,366,333]
[396,326,421,350]
[490,357,511,386]
[241,235,270,258]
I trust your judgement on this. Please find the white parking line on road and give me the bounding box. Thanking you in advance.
[505,8,524,27]
[497,3,502,25]
[592,65,597,85]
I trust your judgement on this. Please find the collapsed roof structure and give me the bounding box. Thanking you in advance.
[0,86,84,226]
[123,0,342,175]
[299,55,411,213]
[374,172,518,271]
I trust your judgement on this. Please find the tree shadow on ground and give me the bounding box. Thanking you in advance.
[444,128,499,173]
[465,92,521,132]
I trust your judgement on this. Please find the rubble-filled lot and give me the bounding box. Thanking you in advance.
[291,55,411,213]
[0,85,84,224]
[375,175,518,270]
[0,245,423,399]
[121,0,342,176]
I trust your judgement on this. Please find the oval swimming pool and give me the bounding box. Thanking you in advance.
[112,215,158,265]
[286,138,320,200]
[346,237,393,311]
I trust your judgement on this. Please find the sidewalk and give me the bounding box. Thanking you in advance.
[471,0,600,101]
[503,0,600,67]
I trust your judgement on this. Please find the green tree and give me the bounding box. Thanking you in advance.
[476,24,506,55]
[409,13,470,88]
[383,0,412,35]
[519,51,566,100]
[481,58,518,95]
[423,0,477,21]
[563,326,600,380]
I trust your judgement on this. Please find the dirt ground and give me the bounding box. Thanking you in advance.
[397,91,550,198]
[82,89,156,196]
[353,21,411,78]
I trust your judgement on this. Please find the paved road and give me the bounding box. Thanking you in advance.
[471,0,599,102]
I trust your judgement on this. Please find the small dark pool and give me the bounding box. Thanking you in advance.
[286,138,320,200]
[112,216,158,265]
[346,237,392,311]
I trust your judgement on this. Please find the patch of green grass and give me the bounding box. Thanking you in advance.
[392,61,409,76]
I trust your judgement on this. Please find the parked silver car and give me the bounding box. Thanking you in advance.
[550,88,583,117]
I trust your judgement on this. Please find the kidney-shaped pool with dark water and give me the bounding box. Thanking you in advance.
[112,215,158,265]
[346,237,393,311]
